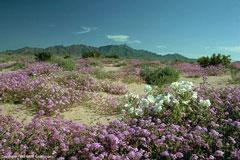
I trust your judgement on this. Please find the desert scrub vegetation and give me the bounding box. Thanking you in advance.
[140,66,180,88]
[197,53,231,67]
[49,56,76,71]
[175,62,225,77]
[104,54,120,59]
[0,79,239,159]
[35,52,52,61]
[121,75,143,84]
[0,57,239,159]
[93,69,117,81]
[230,68,240,83]
[34,52,75,71]
[82,51,101,58]
[0,62,25,71]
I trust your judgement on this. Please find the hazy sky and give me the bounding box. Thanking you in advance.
[1,0,240,60]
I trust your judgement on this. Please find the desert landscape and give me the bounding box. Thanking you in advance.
[0,0,240,159]
[0,49,239,159]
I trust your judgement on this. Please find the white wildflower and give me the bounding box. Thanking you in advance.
[153,100,164,113]
[124,103,131,108]
[147,95,155,103]
[163,93,172,104]
[139,98,149,108]
[129,107,135,114]
[155,94,163,102]
[134,108,143,116]
[192,91,198,99]
[171,81,194,95]
[199,99,211,108]
[172,98,179,105]
[144,85,152,94]
[182,100,190,105]
[170,82,179,90]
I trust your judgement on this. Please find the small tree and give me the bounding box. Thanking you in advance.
[221,54,231,66]
[140,66,179,88]
[197,53,231,67]
[197,56,210,67]
[35,52,52,61]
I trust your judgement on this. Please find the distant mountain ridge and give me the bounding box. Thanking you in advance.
[0,44,194,61]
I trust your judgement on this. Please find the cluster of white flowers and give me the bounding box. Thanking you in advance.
[192,91,198,99]
[199,99,211,108]
[123,81,211,117]
[123,92,143,116]
[171,81,199,101]
[171,81,193,94]
[127,107,143,116]
[153,100,163,112]
[156,93,172,104]
[144,85,152,94]
[125,92,139,99]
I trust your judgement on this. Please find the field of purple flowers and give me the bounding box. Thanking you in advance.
[174,62,225,77]
[0,57,239,159]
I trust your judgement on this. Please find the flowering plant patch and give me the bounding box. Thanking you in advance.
[123,81,211,124]
[175,63,225,77]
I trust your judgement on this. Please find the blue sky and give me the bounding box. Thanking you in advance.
[0,0,240,60]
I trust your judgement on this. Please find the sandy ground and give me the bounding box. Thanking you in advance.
[0,103,120,125]
[0,103,33,123]
[103,66,122,72]
[61,106,120,125]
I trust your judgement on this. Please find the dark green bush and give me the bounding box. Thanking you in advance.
[82,51,101,58]
[35,52,52,61]
[140,66,179,87]
[197,53,231,67]
[105,54,120,59]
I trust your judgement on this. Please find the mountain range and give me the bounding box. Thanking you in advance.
[0,44,194,61]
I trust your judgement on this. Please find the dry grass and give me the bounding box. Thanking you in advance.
[181,74,237,88]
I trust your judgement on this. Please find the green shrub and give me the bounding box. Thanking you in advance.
[197,53,231,67]
[140,66,179,87]
[50,56,75,71]
[231,68,240,83]
[35,52,52,61]
[105,54,120,59]
[82,51,101,58]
